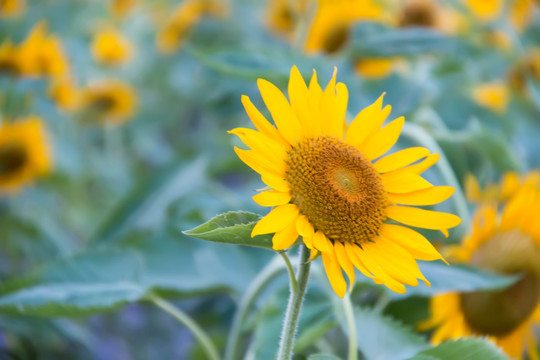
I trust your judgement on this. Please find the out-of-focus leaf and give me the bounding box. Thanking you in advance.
[344,307,429,360]
[92,157,207,245]
[393,262,521,299]
[348,26,460,58]
[406,338,510,360]
[183,211,274,250]
[0,249,145,316]
[308,354,343,360]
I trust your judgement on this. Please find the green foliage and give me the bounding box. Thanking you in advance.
[183,211,274,249]
[407,338,510,360]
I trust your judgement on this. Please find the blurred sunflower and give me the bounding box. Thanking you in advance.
[230,66,461,297]
[79,79,136,125]
[304,0,388,54]
[471,81,510,114]
[266,0,306,40]
[465,172,524,204]
[395,0,467,35]
[508,49,540,95]
[156,0,226,54]
[509,0,535,32]
[462,0,503,22]
[0,0,25,18]
[17,21,69,78]
[0,41,21,76]
[91,28,133,66]
[420,174,540,360]
[48,76,80,112]
[110,0,136,17]
[0,117,51,194]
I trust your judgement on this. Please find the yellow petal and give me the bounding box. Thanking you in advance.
[390,153,440,176]
[345,93,390,147]
[258,78,303,145]
[379,224,446,262]
[334,241,355,290]
[381,172,433,193]
[353,244,407,293]
[320,67,347,138]
[289,66,320,137]
[241,95,285,145]
[251,204,299,236]
[272,219,299,250]
[344,242,374,279]
[308,70,325,135]
[464,173,482,202]
[252,190,291,207]
[373,147,430,173]
[360,116,404,160]
[321,248,347,297]
[313,230,332,253]
[386,206,462,230]
[296,214,315,239]
[229,128,287,173]
[261,172,289,192]
[388,186,454,206]
[234,147,284,178]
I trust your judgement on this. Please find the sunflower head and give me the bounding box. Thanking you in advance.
[0,117,51,194]
[422,177,540,359]
[463,0,502,22]
[471,82,510,114]
[398,0,438,28]
[266,0,301,39]
[91,29,133,66]
[79,79,136,125]
[231,66,460,297]
[0,41,22,76]
[48,76,80,112]
[110,0,137,17]
[0,0,25,18]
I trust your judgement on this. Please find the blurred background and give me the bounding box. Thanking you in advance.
[0,0,539,359]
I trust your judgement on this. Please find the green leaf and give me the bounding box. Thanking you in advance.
[308,354,343,360]
[183,211,274,250]
[345,307,429,360]
[407,338,510,360]
[0,249,146,316]
[348,26,460,58]
[392,262,521,298]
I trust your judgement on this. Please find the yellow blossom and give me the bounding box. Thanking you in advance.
[91,29,134,66]
[472,81,510,114]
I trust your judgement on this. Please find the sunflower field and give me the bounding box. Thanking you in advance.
[1,0,540,359]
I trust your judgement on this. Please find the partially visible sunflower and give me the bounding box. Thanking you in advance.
[110,0,137,17]
[0,117,51,194]
[156,0,226,54]
[395,0,467,35]
[79,79,136,125]
[462,0,503,22]
[48,76,80,112]
[17,22,69,78]
[230,66,461,297]
[91,28,134,66]
[0,41,21,76]
[304,0,388,54]
[0,0,25,18]
[465,172,538,204]
[355,57,408,79]
[420,176,540,360]
[471,81,510,114]
[266,0,306,40]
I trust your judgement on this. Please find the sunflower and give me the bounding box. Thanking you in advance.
[471,81,510,114]
[0,41,21,76]
[0,0,25,18]
[304,0,388,54]
[17,22,69,78]
[156,0,226,54]
[110,0,137,17]
[395,0,467,35]
[465,172,525,204]
[420,175,540,360]
[462,0,503,22]
[0,117,51,194]
[91,28,133,66]
[266,0,306,40]
[230,66,461,297]
[48,76,80,112]
[79,79,136,125]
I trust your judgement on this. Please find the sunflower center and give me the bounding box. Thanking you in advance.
[399,0,437,28]
[460,230,540,336]
[285,136,387,245]
[91,95,116,112]
[322,24,349,54]
[0,141,28,176]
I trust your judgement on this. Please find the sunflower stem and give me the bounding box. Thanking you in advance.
[147,292,220,360]
[280,251,299,293]
[277,245,311,360]
[343,293,358,360]
[224,256,287,360]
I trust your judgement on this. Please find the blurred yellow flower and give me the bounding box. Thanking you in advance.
[80,79,137,125]
[463,0,502,22]
[355,58,397,79]
[156,0,227,54]
[420,177,540,360]
[396,0,467,35]
[509,0,535,32]
[465,172,539,203]
[18,22,70,78]
[48,76,80,112]
[266,0,306,40]
[0,0,25,18]
[0,117,51,195]
[0,41,22,76]
[231,66,461,297]
[304,0,388,54]
[472,81,510,114]
[91,29,134,66]
[110,0,136,17]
